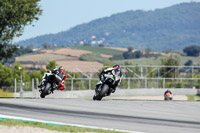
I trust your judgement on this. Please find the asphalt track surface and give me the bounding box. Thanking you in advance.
[0,98,200,133]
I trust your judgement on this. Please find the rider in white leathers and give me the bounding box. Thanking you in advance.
[96,64,123,93]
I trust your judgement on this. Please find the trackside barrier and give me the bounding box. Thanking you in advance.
[11,78,200,98]
[14,89,198,98]
[9,65,200,98]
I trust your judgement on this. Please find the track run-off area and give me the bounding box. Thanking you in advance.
[0,98,199,133]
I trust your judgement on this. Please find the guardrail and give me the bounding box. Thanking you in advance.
[11,77,200,93]
[1,65,199,98]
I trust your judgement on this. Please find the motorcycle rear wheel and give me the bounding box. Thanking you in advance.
[95,84,109,101]
[40,83,51,98]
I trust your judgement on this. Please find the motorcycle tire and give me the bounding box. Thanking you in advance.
[95,84,109,101]
[40,83,51,98]
[93,95,96,100]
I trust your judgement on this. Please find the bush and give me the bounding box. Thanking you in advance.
[123,50,143,59]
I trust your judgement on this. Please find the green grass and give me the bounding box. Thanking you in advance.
[187,95,200,101]
[114,56,200,66]
[114,56,163,65]
[179,56,200,66]
[0,89,13,97]
[71,46,123,55]
[80,53,110,63]
[0,119,124,133]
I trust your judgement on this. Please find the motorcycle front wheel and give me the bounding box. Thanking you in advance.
[40,83,51,98]
[95,84,109,101]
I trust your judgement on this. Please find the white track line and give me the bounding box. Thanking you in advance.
[0,114,146,133]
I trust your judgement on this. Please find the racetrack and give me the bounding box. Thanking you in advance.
[0,98,199,133]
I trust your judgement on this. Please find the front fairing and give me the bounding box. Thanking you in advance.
[45,74,58,90]
[103,77,115,86]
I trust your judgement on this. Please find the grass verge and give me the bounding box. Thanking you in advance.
[0,89,13,97]
[187,95,200,101]
[0,119,124,133]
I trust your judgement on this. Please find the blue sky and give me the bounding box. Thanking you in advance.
[14,0,193,42]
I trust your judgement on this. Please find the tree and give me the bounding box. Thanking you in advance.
[183,45,200,57]
[46,61,58,71]
[0,0,42,60]
[0,44,18,61]
[184,60,193,66]
[123,47,143,59]
[13,62,29,82]
[127,47,133,53]
[132,51,143,58]
[123,51,132,59]
[42,43,53,49]
[160,56,180,78]
[0,62,13,88]
[124,61,135,78]
[27,71,43,81]
[40,68,46,75]
[15,46,33,56]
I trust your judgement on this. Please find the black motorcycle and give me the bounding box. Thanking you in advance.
[39,74,58,98]
[93,76,120,101]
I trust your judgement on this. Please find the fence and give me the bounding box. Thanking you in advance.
[3,65,200,95]
[64,65,200,79]
[11,77,200,93]
[57,65,200,90]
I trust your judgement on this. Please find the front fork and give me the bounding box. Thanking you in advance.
[95,83,112,96]
[39,83,57,94]
[95,81,102,96]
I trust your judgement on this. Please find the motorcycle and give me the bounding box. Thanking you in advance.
[38,73,58,98]
[164,92,173,101]
[93,75,120,101]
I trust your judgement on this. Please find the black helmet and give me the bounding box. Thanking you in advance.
[113,64,120,69]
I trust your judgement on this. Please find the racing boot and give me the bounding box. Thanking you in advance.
[37,82,44,88]
[38,79,46,88]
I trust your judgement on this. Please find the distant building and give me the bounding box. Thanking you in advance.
[80,41,84,45]
[91,35,96,39]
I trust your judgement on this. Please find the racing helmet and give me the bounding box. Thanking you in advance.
[59,66,64,70]
[113,64,120,69]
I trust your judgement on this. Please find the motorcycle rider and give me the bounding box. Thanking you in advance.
[164,89,172,95]
[96,64,123,94]
[38,66,67,90]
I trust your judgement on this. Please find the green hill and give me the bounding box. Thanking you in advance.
[71,46,123,55]
[17,2,200,51]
